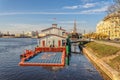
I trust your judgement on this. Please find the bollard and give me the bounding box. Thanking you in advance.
[66,45,69,56]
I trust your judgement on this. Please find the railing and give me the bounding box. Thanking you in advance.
[35,47,66,52]
[19,47,66,66]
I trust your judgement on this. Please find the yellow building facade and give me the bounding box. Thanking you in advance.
[96,11,120,39]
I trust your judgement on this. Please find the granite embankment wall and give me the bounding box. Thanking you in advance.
[82,47,120,80]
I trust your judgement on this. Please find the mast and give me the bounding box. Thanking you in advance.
[73,20,77,34]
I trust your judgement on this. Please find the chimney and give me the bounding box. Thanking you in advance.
[52,24,57,27]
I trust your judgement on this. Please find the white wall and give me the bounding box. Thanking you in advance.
[39,36,65,47]
[42,28,65,36]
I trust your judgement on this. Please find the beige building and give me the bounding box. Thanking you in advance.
[39,24,66,47]
[96,11,120,39]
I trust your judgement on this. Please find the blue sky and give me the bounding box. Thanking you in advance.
[0,0,114,34]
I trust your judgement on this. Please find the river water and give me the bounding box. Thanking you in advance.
[0,38,104,80]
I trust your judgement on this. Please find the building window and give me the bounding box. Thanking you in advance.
[62,32,65,36]
[62,40,66,46]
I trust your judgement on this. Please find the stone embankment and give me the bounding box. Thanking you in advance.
[82,41,120,80]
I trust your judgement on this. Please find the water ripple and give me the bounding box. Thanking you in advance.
[0,38,103,80]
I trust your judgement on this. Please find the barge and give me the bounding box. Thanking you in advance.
[19,47,66,66]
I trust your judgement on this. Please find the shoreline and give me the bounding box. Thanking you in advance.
[82,46,120,80]
[0,37,38,38]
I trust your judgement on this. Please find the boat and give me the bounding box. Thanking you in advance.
[19,47,66,66]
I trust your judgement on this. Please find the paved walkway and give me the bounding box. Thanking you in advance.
[94,40,120,48]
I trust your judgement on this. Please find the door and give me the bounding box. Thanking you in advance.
[42,40,45,47]
[58,40,61,47]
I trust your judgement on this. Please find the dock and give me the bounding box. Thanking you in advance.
[19,47,66,66]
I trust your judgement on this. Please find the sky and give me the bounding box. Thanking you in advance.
[0,0,114,34]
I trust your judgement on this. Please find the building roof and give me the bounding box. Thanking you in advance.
[40,34,66,39]
[41,27,66,32]
[103,11,120,21]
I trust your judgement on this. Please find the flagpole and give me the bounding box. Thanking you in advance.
[53,18,57,24]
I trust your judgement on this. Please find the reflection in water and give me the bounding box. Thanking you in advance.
[42,66,64,72]
[71,43,80,53]
[66,55,70,66]
[0,38,104,80]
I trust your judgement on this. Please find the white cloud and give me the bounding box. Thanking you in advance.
[63,5,78,9]
[0,5,108,16]
[81,6,108,14]
[63,2,98,9]
[82,3,97,8]
[0,12,79,16]
[63,0,112,10]
[0,10,106,16]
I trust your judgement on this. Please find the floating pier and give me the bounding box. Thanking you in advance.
[19,47,66,66]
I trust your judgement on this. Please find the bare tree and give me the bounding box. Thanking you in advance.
[107,4,116,14]
[114,0,120,10]
[107,0,120,14]
[114,0,120,4]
